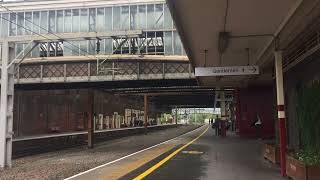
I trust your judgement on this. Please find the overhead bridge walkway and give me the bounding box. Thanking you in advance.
[14,59,194,84]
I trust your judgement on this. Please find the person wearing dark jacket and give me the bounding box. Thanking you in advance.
[214,118,221,136]
[251,114,262,139]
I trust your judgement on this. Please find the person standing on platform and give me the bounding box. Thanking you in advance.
[214,118,221,136]
[251,113,262,139]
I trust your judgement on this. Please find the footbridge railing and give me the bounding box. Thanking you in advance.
[15,60,194,84]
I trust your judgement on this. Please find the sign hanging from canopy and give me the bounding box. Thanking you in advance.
[195,66,259,76]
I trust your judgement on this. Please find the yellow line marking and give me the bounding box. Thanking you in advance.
[133,126,209,180]
[98,144,175,180]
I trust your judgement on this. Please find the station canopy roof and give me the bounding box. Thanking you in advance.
[166,0,320,87]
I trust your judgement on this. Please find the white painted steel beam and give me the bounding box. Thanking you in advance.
[19,55,188,64]
[0,30,143,43]
[274,50,287,177]
[0,40,36,168]
[0,0,165,12]
[0,41,14,168]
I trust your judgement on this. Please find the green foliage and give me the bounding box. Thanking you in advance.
[296,81,320,164]
[160,113,173,123]
[190,113,212,124]
[294,149,320,166]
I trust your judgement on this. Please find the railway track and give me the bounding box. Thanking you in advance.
[12,124,179,158]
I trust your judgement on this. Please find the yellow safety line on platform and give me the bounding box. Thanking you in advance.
[133,126,209,180]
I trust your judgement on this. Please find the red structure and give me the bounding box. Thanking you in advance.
[236,86,275,139]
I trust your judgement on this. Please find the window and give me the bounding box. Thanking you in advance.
[89,8,96,32]
[147,4,154,29]
[174,32,182,55]
[23,43,31,58]
[130,5,137,30]
[155,31,164,54]
[120,6,129,30]
[164,5,172,29]
[56,10,63,33]
[138,5,146,29]
[98,39,105,54]
[39,42,48,57]
[48,11,56,33]
[15,43,23,57]
[32,42,40,57]
[80,9,88,32]
[72,9,80,32]
[25,12,32,35]
[71,41,80,56]
[64,41,72,56]
[164,31,173,55]
[146,32,155,54]
[40,11,48,34]
[32,12,40,34]
[105,7,112,31]
[154,4,163,29]
[9,13,16,36]
[1,13,9,37]
[105,38,112,54]
[97,8,104,32]
[79,41,87,56]
[64,10,72,33]
[17,12,24,35]
[113,6,120,30]
[88,40,96,55]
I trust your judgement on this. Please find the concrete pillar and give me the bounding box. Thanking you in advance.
[87,89,94,149]
[275,51,287,177]
[144,94,148,129]
[0,42,14,168]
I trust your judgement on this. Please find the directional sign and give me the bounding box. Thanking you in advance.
[195,66,259,77]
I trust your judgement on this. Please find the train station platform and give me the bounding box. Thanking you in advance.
[66,125,284,180]
[0,125,199,180]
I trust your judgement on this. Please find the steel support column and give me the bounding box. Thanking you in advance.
[220,90,226,120]
[87,89,94,149]
[235,89,241,134]
[0,41,14,168]
[144,94,148,129]
[275,51,287,177]
[175,107,178,125]
[220,90,226,137]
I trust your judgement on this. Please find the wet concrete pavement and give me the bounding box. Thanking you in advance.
[121,125,285,180]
